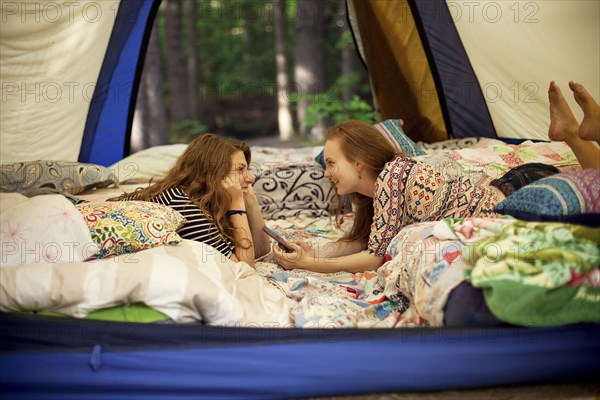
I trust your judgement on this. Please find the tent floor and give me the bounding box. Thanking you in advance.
[304,382,599,400]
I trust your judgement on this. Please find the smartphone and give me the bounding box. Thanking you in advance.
[262,226,293,253]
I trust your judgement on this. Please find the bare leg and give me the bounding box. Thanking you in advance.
[569,81,600,143]
[548,82,600,169]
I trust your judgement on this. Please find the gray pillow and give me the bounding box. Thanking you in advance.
[0,160,117,195]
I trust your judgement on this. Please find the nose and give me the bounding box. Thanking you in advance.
[246,171,256,183]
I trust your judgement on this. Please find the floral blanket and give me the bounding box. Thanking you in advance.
[257,216,401,328]
[414,139,580,186]
[464,221,600,326]
[381,217,516,326]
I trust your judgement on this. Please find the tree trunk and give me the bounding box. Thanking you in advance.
[294,0,325,140]
[274,0,294,140]
[339,0,355,103]
[131,20,168,153]
[165,0,189,129]
[187,0,199,121]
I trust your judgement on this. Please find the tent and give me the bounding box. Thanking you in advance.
[348,0,600,143]
[1,0,599,398]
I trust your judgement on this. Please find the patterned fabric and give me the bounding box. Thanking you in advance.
[250,146,335,219]
[493,169,600,226]
[257,216,401,328]
[1,160,116,195]
[414,140,580,188]
[254,164,335,220]
[125,187,235,257]
[76,201,185,259]
[373,119,426,157]
[381,217,514,326]
[465,220,600,326]
[315,119,425,167]
[1,193,99,267]
[367,158,502,257]
[416,137,482,151]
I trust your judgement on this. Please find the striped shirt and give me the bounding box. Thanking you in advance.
[129,187,234,257]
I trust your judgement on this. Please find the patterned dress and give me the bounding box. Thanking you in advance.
[367,158,502,257]
[127,187,234,257]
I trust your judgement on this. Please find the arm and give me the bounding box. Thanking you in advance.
[243,184,271,258]
[273,241,384,273]
[223,177,256,268]
[313,239,365,258]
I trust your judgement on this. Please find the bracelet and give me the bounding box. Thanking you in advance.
[227,209,247,216]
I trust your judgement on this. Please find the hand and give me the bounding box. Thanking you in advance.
[273,241,314,270]
[243,183,259,206]
[222,176,244,204]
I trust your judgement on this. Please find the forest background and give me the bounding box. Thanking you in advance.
[131,0,375,152]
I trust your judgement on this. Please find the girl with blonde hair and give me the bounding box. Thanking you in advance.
[112,134,270,267]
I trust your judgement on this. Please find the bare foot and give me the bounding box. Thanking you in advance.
[548,81,579,142]
[569,81,600,143]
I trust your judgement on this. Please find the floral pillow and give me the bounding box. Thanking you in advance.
[0,160,117,195]
[76,201,186,259]
[315,119,425,167]
[493,169,600,226]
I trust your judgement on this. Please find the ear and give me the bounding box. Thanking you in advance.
[355,162,364,172]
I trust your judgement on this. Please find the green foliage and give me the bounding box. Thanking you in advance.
[169,120,208,143]
[302,94,376,128]
[299,73,377,128]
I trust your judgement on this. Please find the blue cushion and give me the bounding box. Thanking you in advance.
[315,119,425,167]
[493,169,600,226]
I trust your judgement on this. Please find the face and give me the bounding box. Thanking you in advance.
[227,150,255,193]
[323,138,361,196]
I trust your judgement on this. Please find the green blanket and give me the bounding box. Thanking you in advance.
[464,221,600,326]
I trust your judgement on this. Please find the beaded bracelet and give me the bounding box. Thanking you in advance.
[227,209,247,216]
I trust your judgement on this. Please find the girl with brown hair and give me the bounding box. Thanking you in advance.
[111,134,270,267]
[273,120,503,273]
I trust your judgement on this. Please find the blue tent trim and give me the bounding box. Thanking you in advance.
[410,0,497,139]
[1,313,599,399]
[78,0,161,167]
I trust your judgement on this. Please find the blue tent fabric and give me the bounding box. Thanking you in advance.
[410,0,497,139]
[78,0,161,167]
[0,313,599,399]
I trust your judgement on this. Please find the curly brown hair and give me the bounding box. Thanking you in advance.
[110,134,251,246]
[326,120,402,246]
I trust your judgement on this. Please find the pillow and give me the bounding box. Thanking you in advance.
[493,169,600,226]
[0,160,117,195]
[253,163,335,219]
[315,119,426,167]
[110,144,188,183]
[76,201,186,258]
[0,193,99,267]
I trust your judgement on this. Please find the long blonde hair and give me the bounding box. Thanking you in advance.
[111,134,251,246]
[327,120,401,245]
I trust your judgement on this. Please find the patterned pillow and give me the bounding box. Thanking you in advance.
[315,119,425,167]
[76,201,186,258]
[0,160,116,195]
[254,163,335,219]
[493,169,600,226]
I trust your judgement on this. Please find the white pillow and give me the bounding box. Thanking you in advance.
[110,144,188,183]
[0,193,99,267]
